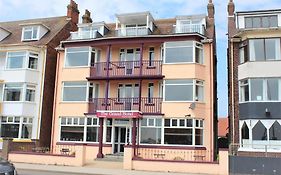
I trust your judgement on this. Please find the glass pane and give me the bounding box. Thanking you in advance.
[164,119,170,127]
[26,89,35,102]
[252,121,267,140]
[165,47,193,63]
[140,128,161,144]
[65,51,89,67]
[24,31,32,40]
[252,17,261,28]
[245,17,252,28]
[21,124,32,139]
[63,86,87,101]
[269,16,278,27]
[186,119,193,127]
[269,122,281,140]
[4,88,22,101]
[86,127,98,142]
[262,16,269,28]
[106,127,112,142]
[7,53,25,69]
[265,39,278,60]
[251,79,263,101]
[267,79,279,101]
[195,129,203,145]
[241,123,249,139]
[165,84,193,101]
[28,56,38,69]
[195,85,204,101]
[195,47,203,64]
[1,124,19,138]
[253,39,265,61]
[164,128,192,145]
[60,126,84,141]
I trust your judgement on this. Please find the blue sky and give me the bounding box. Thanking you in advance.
[1,0,281,117]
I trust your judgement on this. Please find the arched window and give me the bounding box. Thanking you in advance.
[253,121,267,140]
[269,121,281,140]
[241,122,249,139]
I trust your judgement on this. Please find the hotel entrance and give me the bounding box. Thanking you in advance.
[96,111,141,158]
[112,119,131,154]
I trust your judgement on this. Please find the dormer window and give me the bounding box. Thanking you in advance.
[245,15,278,29]
[175,15,206,35]
[22,26,39,41]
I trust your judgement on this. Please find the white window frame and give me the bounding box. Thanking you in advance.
[59,116,99,143]
[163,79,204,102]
[5,51,39,70]
[0,116,33,139]
[2,83,36,102]
[239,78,281,103]
[22,26,40,41]
[139,117,162,145]
[62,81,94,102]
[64,47,97,68]
[163,41,204,64]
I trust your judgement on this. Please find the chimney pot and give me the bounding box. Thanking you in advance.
[82,9,93,23]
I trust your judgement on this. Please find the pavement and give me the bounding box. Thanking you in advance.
[14,162,207,175]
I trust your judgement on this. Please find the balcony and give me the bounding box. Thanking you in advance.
[117,26,151,37]
[88,97,162,115]
[70,30,102,40]
[88,60,163,80]
[174,24,205,35]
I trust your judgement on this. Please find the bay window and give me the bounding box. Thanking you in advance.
[164,41,203,64]
[1,116,33,139]
[239,78,280,102]
[164,79,204,102]
[65,47,98,67]
[6,51,39,70]
[249,38,280,61]
[60,117,99,142]
[4,84,23,101]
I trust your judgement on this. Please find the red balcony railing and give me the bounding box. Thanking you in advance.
[89,60,163,80]
[88,97,162,114]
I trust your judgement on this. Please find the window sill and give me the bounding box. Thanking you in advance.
[163,101,205,104]
[2,101,36,104]
[239,101,281,104]
[63,66,91,69]
[60,101,88,104]
[163,62,205,66]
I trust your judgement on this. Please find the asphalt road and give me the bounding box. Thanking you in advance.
[17,169,96,175]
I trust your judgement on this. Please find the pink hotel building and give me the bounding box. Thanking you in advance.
[51,0,217,166]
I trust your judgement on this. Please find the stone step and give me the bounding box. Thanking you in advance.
[95,154,124,162]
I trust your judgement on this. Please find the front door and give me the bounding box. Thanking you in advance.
[114,127,127,153]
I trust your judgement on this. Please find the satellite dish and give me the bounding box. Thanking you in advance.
[189,103,196,110]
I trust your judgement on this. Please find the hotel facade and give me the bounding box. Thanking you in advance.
[52,1,217,165]
[228,0,281,174]
[0,0,78,147]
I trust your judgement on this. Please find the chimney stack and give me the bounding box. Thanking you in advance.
[207,0,214,19]
[228,0,235,16]
[67,0,80,24]
[82,9,93,23]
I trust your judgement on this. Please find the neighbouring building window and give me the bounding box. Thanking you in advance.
[249,38,280,61]
[240,120,281,151]
[22,26,39,41]
[164,41,203,64]
[25,85,36,102]
[164,79,204,102]
[62,82,87,101]
[164,118,203,145]
[65,47,96,67]
[3,83,23,101]
[239,43,248,64]
[239,78,280,102]
[60,117,99,142]
[245,16,278,29]
[1,116,33,139]
[3,83,36,102]
[28,53,38,69]
[6,51,39,70]
[140,118,162,144]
